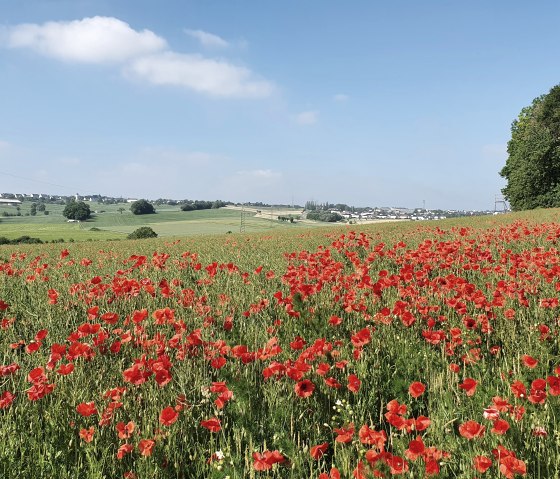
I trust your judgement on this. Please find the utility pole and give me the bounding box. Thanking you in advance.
[494,195,508,213]
[240,204,246,233]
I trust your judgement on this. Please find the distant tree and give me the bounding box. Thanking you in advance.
[500,84,560,210]
[117,207,125,214]
[30,203,37,216]
[63,200,91,221]
[130,199,156,215]
[127,226,158,239]
[307,211,343,222]
[36,203,46,212]
[305,200,317,211]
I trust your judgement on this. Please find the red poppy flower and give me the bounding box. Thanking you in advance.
[138,439,155,456]
[252,450,285,470]
[334,423,354,443]
[459,378,478,396]
[414,415,431,432]
[405,436,425,460]
[310,442,329,460]
[522,355,538,368]
[510,380,526,399]
[458,420,485,439]
[547,376,560,396]
[294,379,315,398]
[409,381,426,398]
[253,452,272,471]
[329,315,343,326]
[499,456,526,479]
[200,417,221,432]
[386,454,409,474]
[57,363,74,375]
[79,426,95,443]
[348,374,361,393]
[116,443,133,459]
[324,377,341,389]
[473,455,492,473]
[35,329,48,341]
[76,402,97,417]
[210,357,226,369]
[160,406,179,426]
[491,419,510,435]
[101,312,119,325]
[0,391,15,409]
[116,421,135,439]
[318,467,340,479]
[358,424,387,449]
[483,407,500,422]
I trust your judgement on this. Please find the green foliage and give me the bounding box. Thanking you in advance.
[180,200,225,211]
[306,210,344,222]
[501,84,560,210]
[127,226,158,239]
[130,199,156,215]
[0,235,44,244]
[62,200,91,221]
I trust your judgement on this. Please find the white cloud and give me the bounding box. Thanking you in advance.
[333,93,349,102]
[5,16,167,63]
[235,169,281,180]
[295,110,318,125]
[126,52,274,98]
[3,17,274,99]
[0,140,10,150]
[184,29,229,48]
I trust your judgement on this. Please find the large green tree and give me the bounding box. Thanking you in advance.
[130,199,156,215]
[63,200,91,221]
[500,84,560,210]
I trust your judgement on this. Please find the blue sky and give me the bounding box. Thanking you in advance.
[1,1,559,210]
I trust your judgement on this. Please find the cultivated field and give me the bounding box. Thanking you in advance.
[1,209,560,478]
[0,202,321,241]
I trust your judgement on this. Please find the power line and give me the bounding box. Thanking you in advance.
[0,169,101,196]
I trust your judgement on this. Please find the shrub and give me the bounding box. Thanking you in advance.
[127,226,158,239]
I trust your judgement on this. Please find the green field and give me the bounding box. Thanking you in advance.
[0,202,320,241]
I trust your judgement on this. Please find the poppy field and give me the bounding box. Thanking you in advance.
[1,212,560,478]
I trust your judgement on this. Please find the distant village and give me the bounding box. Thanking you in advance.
[0,192,506,221]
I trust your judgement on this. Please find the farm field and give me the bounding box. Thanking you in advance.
[0,203,316,241]
[1,209,560,478]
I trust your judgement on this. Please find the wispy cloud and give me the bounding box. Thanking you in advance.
[3,16,274,99]
[184,29,229,48]
[235,169,281,180]
[4,16,166,63]
[295,110,318,125]
[126,52,273,98]
[333,93,349,102]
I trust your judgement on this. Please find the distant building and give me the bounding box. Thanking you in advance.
[0,198,21,205]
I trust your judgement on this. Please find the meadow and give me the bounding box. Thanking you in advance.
[0,202,313,242]
[1,208,560,478]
